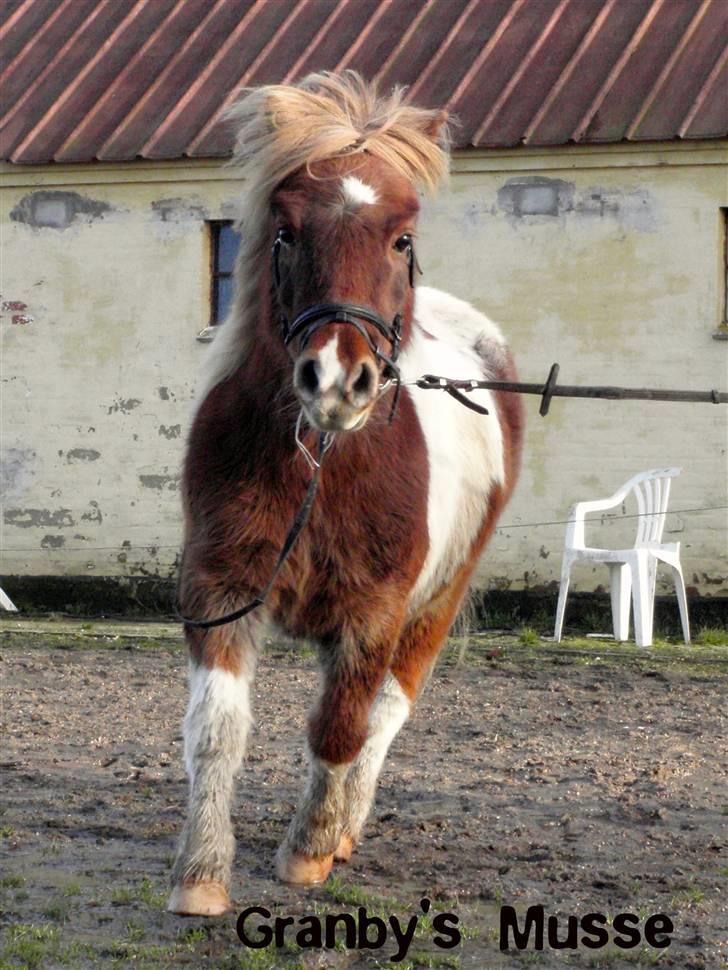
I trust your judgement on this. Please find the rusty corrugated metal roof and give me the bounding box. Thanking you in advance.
[1,0,726,164]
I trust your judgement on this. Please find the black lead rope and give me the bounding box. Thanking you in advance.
[176,434,327,631]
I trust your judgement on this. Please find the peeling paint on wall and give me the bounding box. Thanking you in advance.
[10,191,114,229]
[81,501,102,523]
[41,535,65,548]
[0,448,37,499]
[498,176,575,219]
[107,398,141,415]
[4,508,75,528]
[496,176,658,232]
[139,473,180,491]
[158,425,181,439]
[151,197,206,222]
[0,299,34,325]
[66,448,101,462]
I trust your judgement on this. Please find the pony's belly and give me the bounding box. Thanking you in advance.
[400,327,505,614]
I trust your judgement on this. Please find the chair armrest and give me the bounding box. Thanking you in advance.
[566,489,628,548]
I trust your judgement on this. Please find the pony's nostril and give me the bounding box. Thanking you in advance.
[350,362,375,398]
[298,359,319,395]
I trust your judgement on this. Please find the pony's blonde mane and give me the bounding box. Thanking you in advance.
[229,70,450,196]
[196,72,450,404]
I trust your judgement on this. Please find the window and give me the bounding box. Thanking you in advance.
[210,220,241,326]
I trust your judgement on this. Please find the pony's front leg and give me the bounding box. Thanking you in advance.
[276,641,393,886]
[168,619,258,916]
[333,672,411,861]
[337,576,471,861]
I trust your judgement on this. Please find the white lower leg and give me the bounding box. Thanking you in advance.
[284,755,349,858]
[341,673,410,845]
[170,664,251,902]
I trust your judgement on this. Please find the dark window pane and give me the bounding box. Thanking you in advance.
[217,224,241,274]
[215,275,234,324]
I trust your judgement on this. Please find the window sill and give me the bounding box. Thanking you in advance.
[712,325,728,341]
[196,327,216,342]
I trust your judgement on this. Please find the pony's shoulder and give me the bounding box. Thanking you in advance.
[413,286,507,350]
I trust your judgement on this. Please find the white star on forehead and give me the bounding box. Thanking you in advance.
[341,175,379,207]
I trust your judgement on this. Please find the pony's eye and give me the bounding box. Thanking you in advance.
[277,226,295,246]
[393,233,412,253]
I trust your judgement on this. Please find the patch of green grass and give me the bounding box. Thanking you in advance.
[518,626,540,647]
[402,953,461,969]
[42,898,74,922]
[0,873,25,889]
[0,824,16,838]
[695,626,728,647]
[111,877,167,910]
[0,924,96,969]
[125,920,146,943]
[62,879,82,897]
[224,950,301,970]
[0,924,59,970]
[321,874,401,916]
[587,945,664,966]
[670,886,706,909]
[176,925,210,946]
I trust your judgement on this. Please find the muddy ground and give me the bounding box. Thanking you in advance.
[0,619,726,970]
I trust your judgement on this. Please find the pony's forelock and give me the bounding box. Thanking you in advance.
[226,71,450,199]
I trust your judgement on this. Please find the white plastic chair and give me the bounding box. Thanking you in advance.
[554,468,690,647]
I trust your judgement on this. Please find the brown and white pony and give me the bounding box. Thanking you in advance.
[169,72,523,916]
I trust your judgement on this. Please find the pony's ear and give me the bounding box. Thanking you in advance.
[421,109,449,146]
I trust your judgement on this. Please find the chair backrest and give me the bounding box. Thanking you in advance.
[627,467,682,547]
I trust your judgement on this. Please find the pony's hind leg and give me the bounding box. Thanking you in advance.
[168,617,258,916]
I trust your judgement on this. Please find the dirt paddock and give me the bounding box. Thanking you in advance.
[1,619,726,969]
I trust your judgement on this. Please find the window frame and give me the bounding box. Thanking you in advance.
[209,219,238,327]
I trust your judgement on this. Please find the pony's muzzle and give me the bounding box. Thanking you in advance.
[293,351,379,431]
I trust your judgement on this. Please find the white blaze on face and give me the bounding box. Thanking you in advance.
[313,333,345,394]
[341,175,379,207]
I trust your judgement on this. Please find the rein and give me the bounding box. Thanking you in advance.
[176,432,332,630]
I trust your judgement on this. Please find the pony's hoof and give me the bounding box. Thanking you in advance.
[167,880,232,916]
[334,833,354,862]
[276,845,334,886]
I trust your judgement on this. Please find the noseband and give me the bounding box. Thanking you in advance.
[273,230,421,423]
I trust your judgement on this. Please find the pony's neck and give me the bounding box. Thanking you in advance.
[237,282,299,432]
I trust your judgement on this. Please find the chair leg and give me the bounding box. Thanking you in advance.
[631,555,656,648]
[608,564,631,641]
[554,566,571,642]
[0,586,18,612]
[671,563,691,644]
